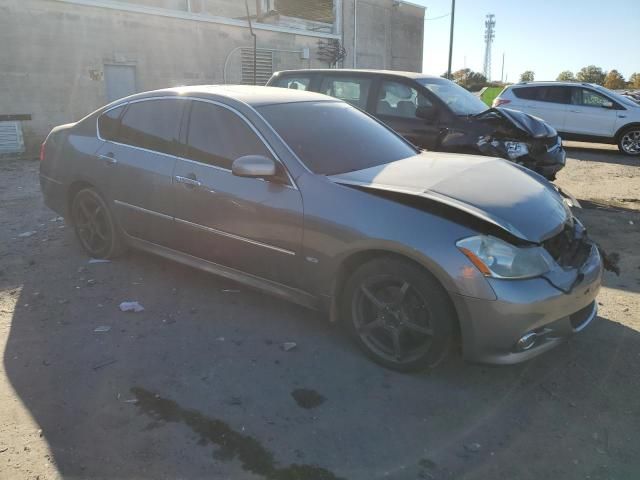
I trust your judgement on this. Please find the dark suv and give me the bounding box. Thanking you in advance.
[267,69,566,179]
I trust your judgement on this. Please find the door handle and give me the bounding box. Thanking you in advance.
[99,153,117,165]
[175,174,202,188]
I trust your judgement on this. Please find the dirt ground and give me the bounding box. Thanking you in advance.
[1,143,639,480]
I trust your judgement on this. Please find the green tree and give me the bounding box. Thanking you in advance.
[556,70,575,81]
[576,65,606,85]
[628,72,640,89]
[604,69,626,90]
[448,68,487,91]
[520,71,535,82]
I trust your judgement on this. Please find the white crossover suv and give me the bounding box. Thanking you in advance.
[494,82,640,155]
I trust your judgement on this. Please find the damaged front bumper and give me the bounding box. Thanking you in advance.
[452,236,603,365]
[477,135,566,180]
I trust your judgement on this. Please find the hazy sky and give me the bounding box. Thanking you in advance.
[409,0,639,82]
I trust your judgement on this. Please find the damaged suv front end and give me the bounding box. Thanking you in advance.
[472,108,566,180]
[417,77,566,180]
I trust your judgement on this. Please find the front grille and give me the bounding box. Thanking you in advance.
[543,221,592,269]
[570,302,596,330]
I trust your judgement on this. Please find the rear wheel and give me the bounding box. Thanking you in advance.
[342,257,455,372]
[617,127,640,156]
[71,188,124,259]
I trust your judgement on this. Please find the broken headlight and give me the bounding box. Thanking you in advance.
[456,235,552,279]
[503,141,529,159]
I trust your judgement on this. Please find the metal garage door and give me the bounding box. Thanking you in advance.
[104,64,137,103]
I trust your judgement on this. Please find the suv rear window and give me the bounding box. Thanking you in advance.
[270,75,311,91]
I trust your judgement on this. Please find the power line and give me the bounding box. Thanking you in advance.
[425,12,450,21]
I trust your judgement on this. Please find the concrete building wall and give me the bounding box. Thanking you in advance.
[0,0,424,156]
[341,0,424,72]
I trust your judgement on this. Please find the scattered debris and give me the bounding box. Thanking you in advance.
[597,246,620,276]
[77,266,88,273]
[0,447,7,453]
[291,388,326,409]
[57,299,69,305]
[88,258,111,264]
[38,429,43,438]
[50,216,64,222]
[92,358,117,370]
[86,279,96,286]
[18,231,37,238]
[464,442,482,453]
[119,301,145,313]
[281,342,297,352]
[216,337,225,342]
[629,220,635,225]
[222,289,240,293]
[94,325,111,333]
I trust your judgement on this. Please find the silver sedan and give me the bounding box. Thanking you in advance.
[39,86,602,371]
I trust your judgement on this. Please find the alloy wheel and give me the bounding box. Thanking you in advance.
[621,129,640,155]
[352,274,434,365]
[72,190,113,257]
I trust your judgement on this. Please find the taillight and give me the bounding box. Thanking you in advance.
[492,98,511,107]
[39,142,46,161]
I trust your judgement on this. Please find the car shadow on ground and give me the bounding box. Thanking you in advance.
[3,241,640,480]
[564,143,638,167]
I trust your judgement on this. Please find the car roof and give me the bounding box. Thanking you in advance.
[117,85,338,107]
[273,69,440,81]
[509,81,598,88]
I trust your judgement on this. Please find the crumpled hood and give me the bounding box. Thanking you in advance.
[329,152,570,243]
[476,107,558,139]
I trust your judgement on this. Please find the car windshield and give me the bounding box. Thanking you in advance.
[417,77,488,115]
[594,85,640,108]
[257,101,418,175]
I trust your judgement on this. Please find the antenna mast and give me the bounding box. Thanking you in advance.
[483,14,495,81]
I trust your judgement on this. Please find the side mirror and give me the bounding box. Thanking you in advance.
[232,155,277,178]
[601,100,614,109]
[416,105,437,121]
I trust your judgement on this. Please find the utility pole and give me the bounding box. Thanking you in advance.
[482,14,495,81]
[501,52,505,83]
[446,0,455,79]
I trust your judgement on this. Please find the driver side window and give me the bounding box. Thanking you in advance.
[375,80,432,119]
[572,88,611,108]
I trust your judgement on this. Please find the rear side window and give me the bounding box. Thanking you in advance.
[117,99,184,156]
[513,86,569,104]
[98,106,125,141]
[185,101,272,170]
[271,75,311,91]
[375,80,432,119]
[319,76,372,109]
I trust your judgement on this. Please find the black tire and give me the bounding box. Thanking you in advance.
[71,188,125,259]
[617,126,640,156]
[342,256,456,372]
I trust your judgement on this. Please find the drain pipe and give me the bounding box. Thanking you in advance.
[353,0,358,68]
[245,0,257,85]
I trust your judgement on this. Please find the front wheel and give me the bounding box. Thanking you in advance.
[617,127,640,156]
[71,188,125,259]
[342,257,456,372]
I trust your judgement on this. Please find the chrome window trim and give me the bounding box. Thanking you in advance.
[96,96,298,189]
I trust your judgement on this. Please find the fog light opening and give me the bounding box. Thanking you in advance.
[516,332,537,351]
